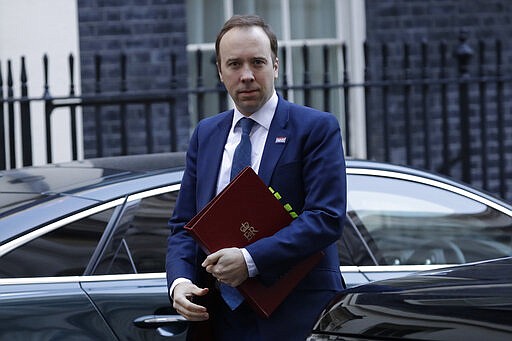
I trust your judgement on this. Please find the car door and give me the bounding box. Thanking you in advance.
[0,280,116,340]
[346,169,512,283]
[0,202,120,339]
[83,185,188,340]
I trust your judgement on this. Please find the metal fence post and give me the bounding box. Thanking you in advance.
[455,30,473,184]
[280,47,289,100]
[477,40,488,190]
[0,62,5,170]
[342,43,351,156]
[403,42,412,165]
[363,41,372,160]
[119,53,128,155]
[68,54,78,160]
[7,61,16,168]
[439,41,450,175]
[43,54,54,163]
[495,39,506,198]
[302,45,311,107]
[322,45,330,113]
[94,54,103,157]
[20,57,33,166]
[381,43,389,162]
[169,52,178,151]
[196,49,204,122]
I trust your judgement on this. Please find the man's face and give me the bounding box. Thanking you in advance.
[217,26,279,116]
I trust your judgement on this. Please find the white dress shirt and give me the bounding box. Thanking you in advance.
[216,91,277,195]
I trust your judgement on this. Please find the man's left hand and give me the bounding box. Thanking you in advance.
[202,247,248,287]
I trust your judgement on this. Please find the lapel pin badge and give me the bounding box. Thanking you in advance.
[275,136,287,144]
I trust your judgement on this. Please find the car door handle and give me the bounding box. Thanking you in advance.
[133,314,187,329]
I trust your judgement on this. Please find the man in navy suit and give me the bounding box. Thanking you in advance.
[166,14,346,340]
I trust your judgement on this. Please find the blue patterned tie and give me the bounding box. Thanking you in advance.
[219,117,255,310]
[230,117,255,181]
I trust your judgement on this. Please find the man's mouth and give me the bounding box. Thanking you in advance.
[238,89,258,95]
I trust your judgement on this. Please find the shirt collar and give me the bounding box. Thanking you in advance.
[232,91,278,132]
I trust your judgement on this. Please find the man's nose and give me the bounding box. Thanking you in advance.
[240,66,255,82]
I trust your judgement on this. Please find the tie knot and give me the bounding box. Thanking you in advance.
[240,117,255,135]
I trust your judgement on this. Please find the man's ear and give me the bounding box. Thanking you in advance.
[217,62,223,82]
[273,57,279,79]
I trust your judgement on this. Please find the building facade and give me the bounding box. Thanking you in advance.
[1,0,511,200]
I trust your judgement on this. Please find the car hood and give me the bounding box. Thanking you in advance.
[313,257,512,340]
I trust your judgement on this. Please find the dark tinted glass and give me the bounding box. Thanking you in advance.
[348,175,512,265]
[338,218,376,266]
[93,191,177,275]
[0,208,114,278]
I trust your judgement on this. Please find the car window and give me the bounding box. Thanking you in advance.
[97,187,370,274]
[93,190,177,275]
[347,174,512,266]
[338,218,376,266]
[0,208,114,278]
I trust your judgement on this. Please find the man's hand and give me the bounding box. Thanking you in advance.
[202,247,249,287]
[172,282,209,321]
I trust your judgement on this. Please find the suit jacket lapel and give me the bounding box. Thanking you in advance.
[259,97,290,185]
[199,110,233,203]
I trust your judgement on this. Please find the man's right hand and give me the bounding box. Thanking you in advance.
[172,282,210,321]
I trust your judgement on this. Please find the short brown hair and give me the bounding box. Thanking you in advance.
[215,14,278,65]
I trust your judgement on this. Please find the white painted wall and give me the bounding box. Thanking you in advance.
[0,0,82,167]
[338,0,367,158]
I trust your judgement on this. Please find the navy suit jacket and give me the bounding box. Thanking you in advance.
[166,95,346,337]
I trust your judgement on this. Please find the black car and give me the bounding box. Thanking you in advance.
[308,257,512,341]
[1,153,512,339]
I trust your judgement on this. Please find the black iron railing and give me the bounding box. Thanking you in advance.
[1,34,511,201]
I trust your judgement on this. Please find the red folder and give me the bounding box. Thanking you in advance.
[185,167,323,318]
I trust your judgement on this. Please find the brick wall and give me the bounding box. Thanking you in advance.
[77,0,189,157]
[364,0,512,199]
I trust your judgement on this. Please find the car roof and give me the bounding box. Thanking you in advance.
[346,158,512,210]
[0,152,186,216]
[2,153,510,216]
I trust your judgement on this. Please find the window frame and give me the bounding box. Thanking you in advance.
[89,184,181,276]
[185,0,367,146]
